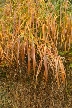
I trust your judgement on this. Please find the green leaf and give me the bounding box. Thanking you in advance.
[69,63,72,68]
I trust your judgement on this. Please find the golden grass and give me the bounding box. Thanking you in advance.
[0,0,71,87]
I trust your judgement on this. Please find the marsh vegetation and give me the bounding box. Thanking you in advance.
[0,0,72,108]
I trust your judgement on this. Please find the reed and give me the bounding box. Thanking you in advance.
[0,0,71,87]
